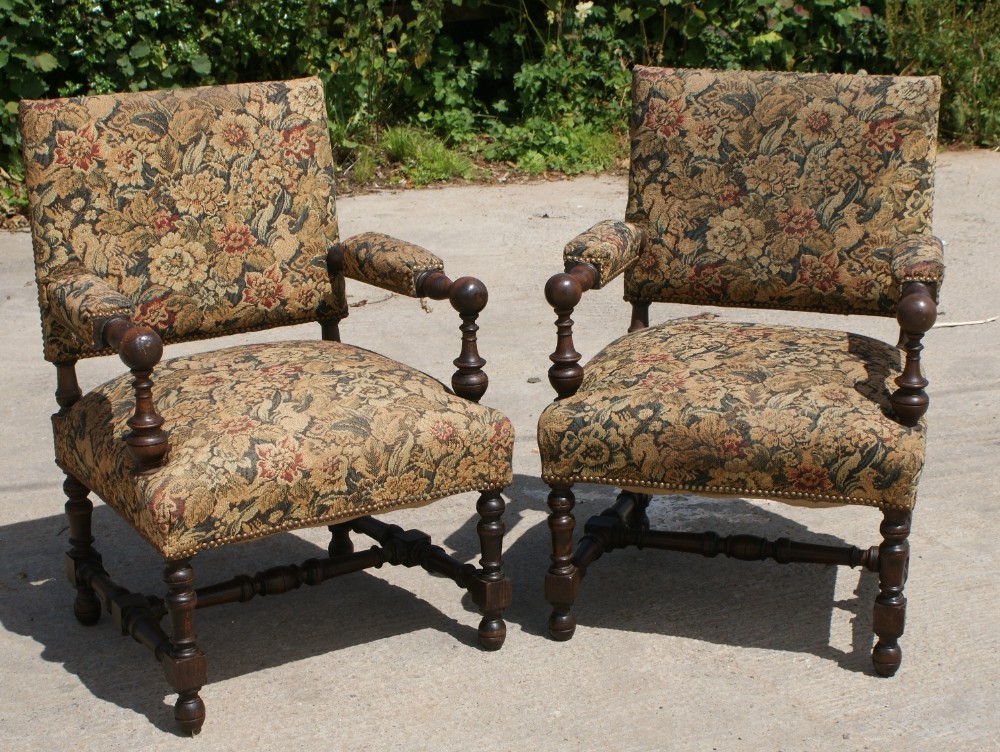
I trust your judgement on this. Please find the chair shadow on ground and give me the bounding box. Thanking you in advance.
[0,503,481,733]
[448,473,881,676]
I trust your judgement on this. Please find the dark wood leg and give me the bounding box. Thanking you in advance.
[63,474,103,626]
[327,523,354,557]
[872,509,911,677]
[474,490,509,650]
[545,483,579,640]
[162,559,207,735]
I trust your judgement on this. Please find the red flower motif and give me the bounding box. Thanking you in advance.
[242,267,286,309]
[135,297,175,330]
[222,122,250,147]
[717,184,743,207]
[787,464,833,494]
[54,124,101,171]
[797,254,843,293]
[778,206,819,236]
[637,252,658,270]
[255,437,305,483]
[280,125,316,159]
[151,210,179,235]
[215,223,254,255]
[431,421,456,442]
[864,119,904,152]
[216,416,257,435]
[644,97,686,138]
[718,434,746,458]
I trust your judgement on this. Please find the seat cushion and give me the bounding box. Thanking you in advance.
[538,319,925,510]
[55,340,513,559]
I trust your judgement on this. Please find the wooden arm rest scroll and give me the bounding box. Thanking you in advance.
[889,282,937,427]
[416,271,490,403]
[545,262,599,399]
[97,316,170,475]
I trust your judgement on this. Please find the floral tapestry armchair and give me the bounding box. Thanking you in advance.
[538,66,943,676]
[20,78,513,733]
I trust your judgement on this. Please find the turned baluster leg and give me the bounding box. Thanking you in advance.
[475,490,509,650]
[63,475,103,625]
[545,483,579,640]
[872,509,911,677]
[163,559,207,734]
[327,522,354,557]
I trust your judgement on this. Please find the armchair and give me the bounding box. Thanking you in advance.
[538,66,943,676]
[20,78,512,733]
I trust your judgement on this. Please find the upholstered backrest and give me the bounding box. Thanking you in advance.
[624,66,940,316]
[20,78,347,362]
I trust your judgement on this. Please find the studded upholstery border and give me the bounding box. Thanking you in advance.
[891,234,944,285]
[46,261,134,348]
[562,220,645,288]
[54,340,514,560]
[20,78,347,363]
[340,232,445,296]
[538,319,925,510]
[624,67,942,316]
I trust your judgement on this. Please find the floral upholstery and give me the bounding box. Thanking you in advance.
[891,235,945,286]
[46,261,135,347]
[563,220,645,288]
[54,340,514,560]
[624,67,942,315]
[538,319,925,510]
[20,78,347,363]
[340,232,445,296]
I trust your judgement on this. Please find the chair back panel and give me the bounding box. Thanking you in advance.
[624,66,940,316]
[20,78,346,362]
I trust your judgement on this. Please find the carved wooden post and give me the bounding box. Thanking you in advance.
[545,483,579,640]
[475,490,509,650]
[163,559,207,734]
[872,509,911,677]
[545,264,597,399]
[890,282,936,426]
[63,474,104,625]
[448,276,489,402]
[629,301,650,332]
[327,523,354,557]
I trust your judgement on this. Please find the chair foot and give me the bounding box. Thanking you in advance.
[548,608,576,641]
[478,614,507,651]
[871,509,910,677]
[73,590,102,626]
[174,690,206,735]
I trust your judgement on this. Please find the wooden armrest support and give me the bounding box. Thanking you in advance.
[889,282,937,427]
[413,271,490,402]
[97,316,170,474]
[544,263,599,399]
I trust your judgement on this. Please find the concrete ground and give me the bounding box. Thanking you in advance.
[0,150,997,751]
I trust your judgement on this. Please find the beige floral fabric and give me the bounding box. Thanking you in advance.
[20,78,347,363]
[891,235,944,285]
[54,340,514,560]
[624,67,942,316]
[46,261,134,347]
[563,220,646,288]
[340,232,445,296]
[538,319,925,510]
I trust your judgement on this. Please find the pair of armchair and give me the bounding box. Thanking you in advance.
[19,67,943,734]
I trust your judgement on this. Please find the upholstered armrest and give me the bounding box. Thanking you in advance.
[890,234,944,293]
[563,220,646,289]
[337,232,445,297]
[46,263,135,349]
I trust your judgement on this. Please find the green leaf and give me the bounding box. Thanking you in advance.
[190,54,211,75]
[130,40,151,59]
[31,52,58,72]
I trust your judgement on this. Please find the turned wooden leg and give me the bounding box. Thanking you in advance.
[63,474,103,626]
[545,483,579,641]
[163,559,207,735]
[872,509,911,677]
[327,522,355,557]
[474,490,510,650]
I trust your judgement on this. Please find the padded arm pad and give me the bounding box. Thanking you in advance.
[339,232,445,297]
[45,263,135,348]
[890,234,945,291]
[563,220,645,289]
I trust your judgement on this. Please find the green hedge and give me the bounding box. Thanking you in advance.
[2,0,998,186]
